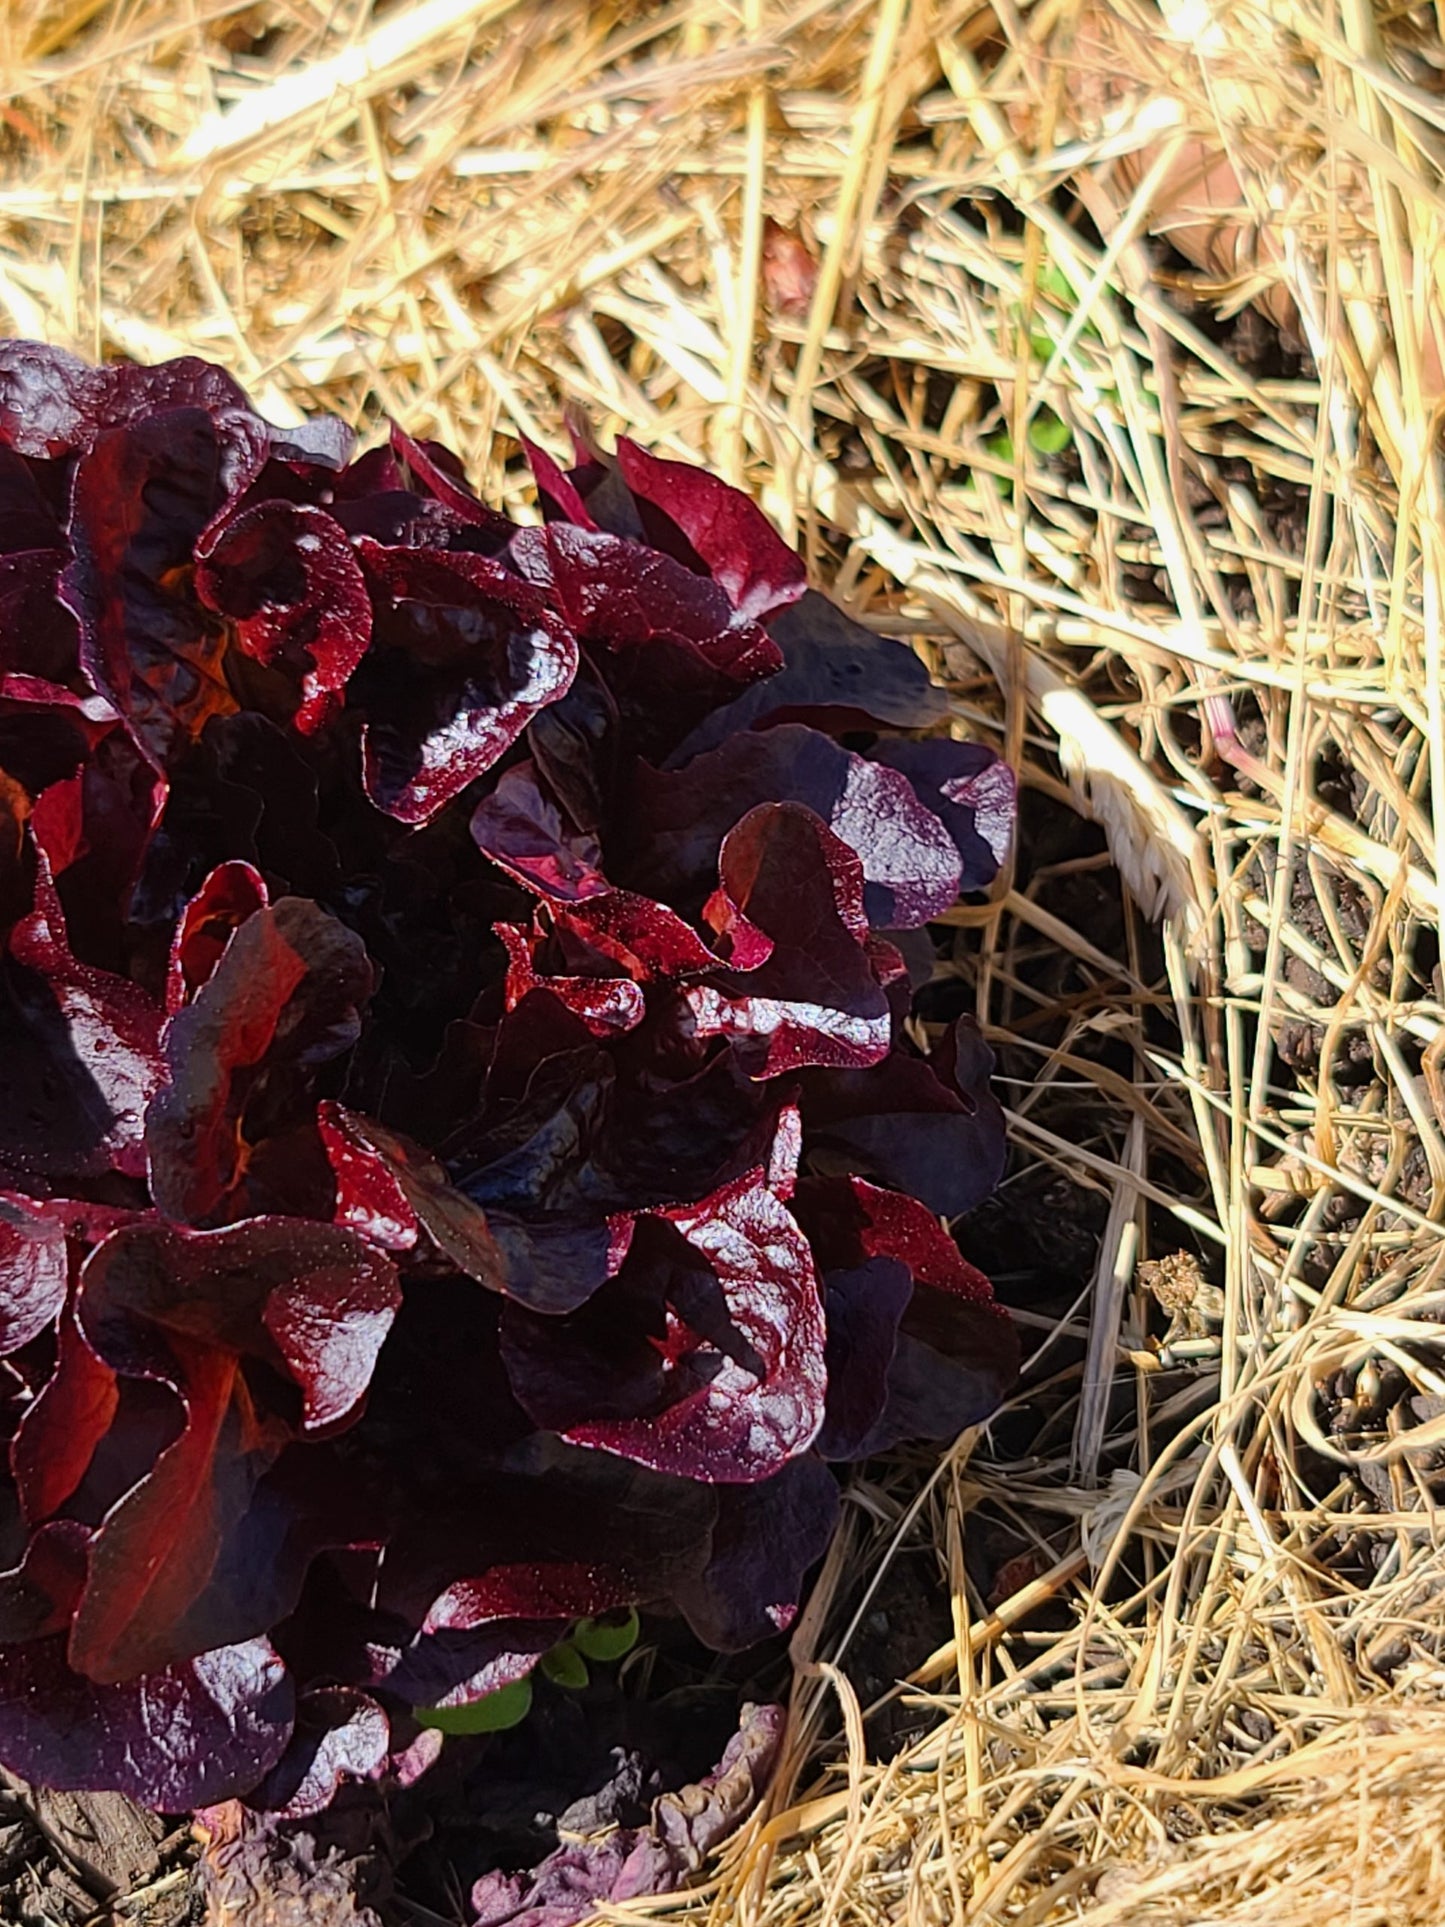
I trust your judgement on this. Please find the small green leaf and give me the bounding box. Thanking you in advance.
[571,1608,640,1663]
[541,1642,591,1690]
[1027,409,1072,456]
[415,1674,534,1734]
[984,430,1015,466]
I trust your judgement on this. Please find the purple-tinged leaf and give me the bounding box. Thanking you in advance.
[497,888,721,1036]
[0,550,78,686]
[502,1171,826,1484]
[317,1101,420,1253]
[0,1519,89,1643]
[0,865,164,1180]
[321,1105,607,1314]
[67,1216,397,1680]
[195,501,372,733]
[615,439,806,622]
[801,1018,1007,1218]
[62,410,244,772]
[165,860,268,1014]
[391,426,513,538]
[671,589,949,761]
[0,1192,70,1356]
[0,1634,294,1808]
[537,524,782,685]
[497,919,645,1035]
[0,343,255,461]
[628,724,962,928]
[673,1454,840,1650]
[146,896,374,1226]
[11,1305,119,1526]
[471,1701,784,1927]
[352,541,578,825]
[868,738,1015,894]
[793,1175,1018,1458]
[248,1687,389,1819]
[423,1561,642,1636]
[469,761,610,902]
[522,437,598,528]
[812,1260,913,1460]
[687,804,891,1077]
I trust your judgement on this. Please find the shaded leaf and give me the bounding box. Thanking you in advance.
[146,896,374,1225]
[353,541,577,825]
[196,502,372,733]
[0,1633,293,1809]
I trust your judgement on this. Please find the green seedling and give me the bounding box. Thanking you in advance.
[415,1673,534,1734]
[540,1642,591,1690]
[571,1609,641,1663]
[1027,408,1072,455]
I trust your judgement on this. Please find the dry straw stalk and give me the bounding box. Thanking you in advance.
[3,0,1445,1918]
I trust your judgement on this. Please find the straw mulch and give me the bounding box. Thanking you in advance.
[4,0,1445,1920]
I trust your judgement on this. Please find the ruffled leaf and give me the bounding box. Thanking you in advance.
[0,1634,293,1809]
[195,501,372,733]
[352,541,577,825]
[146,896,374,1225]
[501,1172,826,1484]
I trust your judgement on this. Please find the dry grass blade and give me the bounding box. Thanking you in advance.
[3,0,1444,1920]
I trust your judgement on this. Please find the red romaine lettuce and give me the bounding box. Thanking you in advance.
[0,342,1017,1817]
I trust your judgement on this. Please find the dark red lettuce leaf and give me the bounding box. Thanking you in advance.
[0,865,164,1179]
[496,889,719,1036]
[800,1017,1006,1218]
[364,1444,716,1709]
[0,674,166,971]
[498,919,644,1035]
[0,1633,293,1808]
[61,409,243,771]
[59,1216,396,1680]
[0,447,75,683]
[320,1104,609,1315]
[686,803,891,1076]
[524,664,617,834]
[0,676,106,803]
[811,1260,913,1461]
[0,1519,89,1643]
[793,1175,1018,1458]
[469,761,609,902]
[248,1686,389,1819]
[522,436,598,528]
[0,1191,71,1355]
[626,723,962,928]
[0,551,77,686]
[671,588,948,761]
[868,738,1015,895]
[533,523,781,685]
[391,426,513,538]
[318,1101,420,1254]
[500,1171,826,1484]
[351,541,577,825]
[673,1453,840,1650]
[165,859,269,1014]
[614,439,806,623]
[11,1304,119,1526]
[0,343,255,460]
[146,896,374,1225]
[447,1001,781,1226]
[195,501,372,733]
[373,1616,558,1715]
